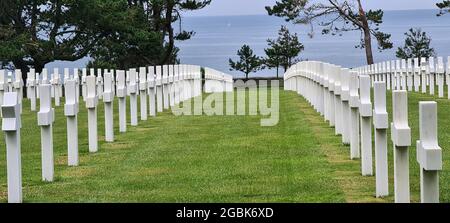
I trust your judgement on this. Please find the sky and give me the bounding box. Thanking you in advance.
[184,0,443,17]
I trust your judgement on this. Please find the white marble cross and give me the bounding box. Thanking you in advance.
[349,71,360,159]
[2,92,22,203]
[128,68,138,126]
[391,90,411,203]
[81,68,88,101]
[147,66,156,117]
[156,66,163,112]
[407,58,413,91]
[139,67,148,120]
[35,71,40,99]
[173,65,180,105]
[64,79,79,166]
[103,71,114,142]
[97,69,103,100]
[74,68,80,103]
[167,65,173,107]
[163,65,170,109]
[333,66,342,137]
[436,57,445,98]
[420,58,427,93]
[26,69,37,111]
[428,57,435,95]
[340,68,350,145]
[327,64,336,127]
[37,83,55,182]
[52,68,61,106]
[85,75,98,152]
[359,75,373,176]
[386,61,391,90]
[416,101,442,203]
[401,59,407,90]
[414,58,420,92]
[373,81,389,197]
[116,70,127,133]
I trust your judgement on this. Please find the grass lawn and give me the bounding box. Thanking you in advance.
[0,88,448,202]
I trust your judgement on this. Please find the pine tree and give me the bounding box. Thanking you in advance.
[264,46,282,78]
[396,28,436,60]
[265,26,304,77]
[229,45,263,80]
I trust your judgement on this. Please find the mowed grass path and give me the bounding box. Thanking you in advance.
[0,88,448,202]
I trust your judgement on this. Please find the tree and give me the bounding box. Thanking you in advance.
[127,0,211,65]
[266,0,393,65]
[264,47,282,78]
[265,26,304,77]
[229,45,263,80]
[437,0,449,16]
[396,28,436,60]
[87,1,167,69]
[87,0,212,68]
[0,0,106,78]
[0,0,212,95]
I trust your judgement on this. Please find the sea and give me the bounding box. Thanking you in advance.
[47,9,450,78]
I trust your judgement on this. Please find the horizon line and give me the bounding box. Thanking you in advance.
[183,8,440,18]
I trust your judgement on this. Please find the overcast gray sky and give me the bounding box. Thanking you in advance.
[185,0,443,17]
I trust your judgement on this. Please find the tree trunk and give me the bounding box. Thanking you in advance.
[161,2,175,65]
[357,0,374,65]
[362,28,374,65]
[34,63,45,74]
[276,66,279,79]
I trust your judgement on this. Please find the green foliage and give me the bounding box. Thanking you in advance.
[0,0,211,77]
[127,0,211,64]
[0,0,103,73]
[264,47,282,78]
[87,1,165,70]
[264,26,304,77]
[90,0,211,69]
[229,45,263,79]
[437,0,449,16]
[266,0,393,64]
[396,28,436,60]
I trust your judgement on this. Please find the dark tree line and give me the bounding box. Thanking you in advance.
[0,0,210,83]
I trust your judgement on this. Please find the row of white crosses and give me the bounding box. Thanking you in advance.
[204,67,234,93]
[0,70,24,114]
[0,64,233,203]
[357,56,450,98]
[284,60,443,203]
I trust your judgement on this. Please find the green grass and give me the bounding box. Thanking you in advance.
[0,88,448,202]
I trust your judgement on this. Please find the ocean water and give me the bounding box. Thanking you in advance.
[47,9,450,78]
[176,9,450,77]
